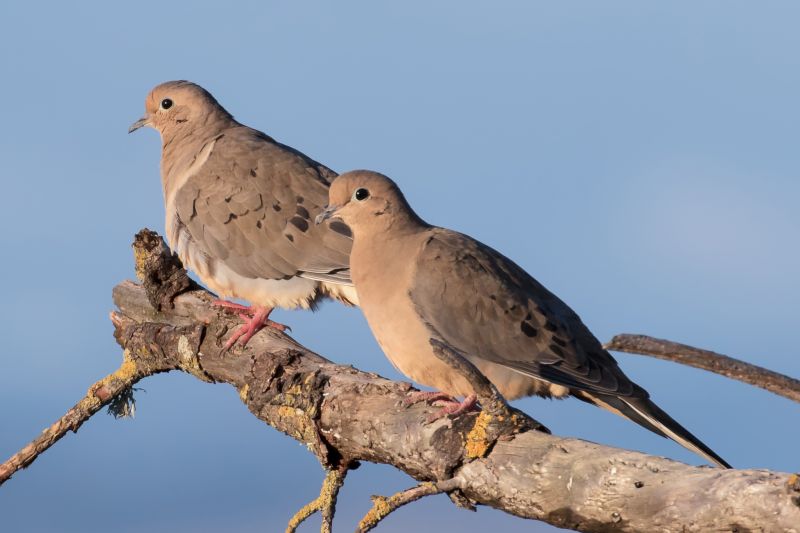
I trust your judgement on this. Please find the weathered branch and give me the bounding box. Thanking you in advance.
[0,363,137,484]
[2,230,799,532]
[286,467,348,533]
[356,478,461,532]
[605,334,800,403]
[0,318,193,485]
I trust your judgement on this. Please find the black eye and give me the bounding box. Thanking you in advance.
[160,98,173,110]
[354,188,369,201]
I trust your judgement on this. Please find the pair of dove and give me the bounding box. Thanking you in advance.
[130,80,730,468]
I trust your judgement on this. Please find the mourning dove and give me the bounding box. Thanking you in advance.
[316,170,730,468]
[130,81,357,347]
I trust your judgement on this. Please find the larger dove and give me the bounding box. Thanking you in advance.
[130,81,357,347]
[316,170,730,468]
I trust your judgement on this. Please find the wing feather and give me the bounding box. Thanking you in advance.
[408,228,642,398]
[172,125,352,284]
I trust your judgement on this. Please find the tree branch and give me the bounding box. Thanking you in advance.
[286,467,348,533]
[0,317,194,485]
[605,334,800,403]
[2,230,799,532]
[356,478,461,533]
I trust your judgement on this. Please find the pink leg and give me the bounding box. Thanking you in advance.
[427,394,478,422]
[213,301,290,349]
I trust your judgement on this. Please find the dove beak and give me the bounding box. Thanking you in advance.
[315,205,341,225]
[128,115,151,134]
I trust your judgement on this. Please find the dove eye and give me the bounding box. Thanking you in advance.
[160,98,173,110]
[353,188,370,201]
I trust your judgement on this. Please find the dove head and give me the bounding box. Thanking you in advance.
[316,170,427,236]
[129,81,234,138]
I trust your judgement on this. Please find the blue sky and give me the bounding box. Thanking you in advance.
[1,2,798,531]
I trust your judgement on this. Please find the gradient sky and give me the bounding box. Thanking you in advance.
[1,2,799,532]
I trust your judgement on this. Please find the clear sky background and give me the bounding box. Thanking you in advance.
[1,2,799,532]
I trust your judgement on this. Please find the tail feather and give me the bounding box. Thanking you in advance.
[578,392,731,468]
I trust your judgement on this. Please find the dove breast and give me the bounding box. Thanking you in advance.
[162,125,357,310]
[351,229,568,400]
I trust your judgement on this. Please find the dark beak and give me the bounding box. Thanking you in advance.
[315,205,340,225]
[128,115,151,133]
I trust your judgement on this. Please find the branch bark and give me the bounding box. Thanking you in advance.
[605,334,800,403]
[2,230,799,532]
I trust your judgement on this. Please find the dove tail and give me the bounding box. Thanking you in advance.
[577,392,731,468]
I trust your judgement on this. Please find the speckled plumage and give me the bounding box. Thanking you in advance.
[132,81,357,311]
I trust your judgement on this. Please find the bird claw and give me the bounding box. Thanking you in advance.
[212,299,251,313]
[213,301,290,352]
[402,390,456,407]
[403,391,479,422]
[425,395,478,423]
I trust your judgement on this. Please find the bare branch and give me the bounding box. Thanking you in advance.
[605,333,800,403]
[0,367,135,485]
[0,317,194,485]
[356,478,461,533]
[3,230,799,532]
[286,467,348,533]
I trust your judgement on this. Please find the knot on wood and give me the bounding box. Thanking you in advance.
[133,228,198,311]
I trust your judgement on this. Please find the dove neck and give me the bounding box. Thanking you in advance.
[353,202,428,239]
[160,119,234,184]
[159,112,235,160]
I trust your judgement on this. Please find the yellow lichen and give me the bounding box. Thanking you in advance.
[276,405,311,442]
[87,356,139,399]
[465,410,493,459]
[284,470,344,533]
[133,245,149,282]
[238,384,250,402]
[358,496,391,530]
[115,357,139,382]
[318,471,340,504]
[285,499,319,532]
[277,405,303,419]
[77,395,102,411]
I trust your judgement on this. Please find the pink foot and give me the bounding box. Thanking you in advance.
[402,391,457,407]
[212,300,252,313]
[212,301,290,350]
[403,391,479,421]
[427,394,478,422]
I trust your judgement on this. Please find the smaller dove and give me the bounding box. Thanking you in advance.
[316,170,730,468]
[129,81,357,348]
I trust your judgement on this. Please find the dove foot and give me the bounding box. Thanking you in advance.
[403,390,479,421]
[213,301,290,349]
[416,394,478,422]
[212,300,260,314]
[403,390,457,407]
